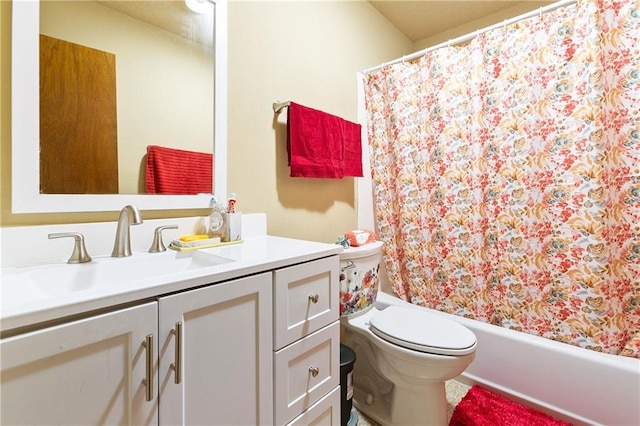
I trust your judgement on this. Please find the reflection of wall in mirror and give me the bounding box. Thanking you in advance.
[40,1,214,195]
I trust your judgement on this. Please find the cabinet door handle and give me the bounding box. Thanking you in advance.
[170,322,182,384]
[308,294,319,304]
[143,334,154,402]
[309,366,319,377]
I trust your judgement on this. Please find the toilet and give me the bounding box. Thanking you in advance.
[339,241,477,426]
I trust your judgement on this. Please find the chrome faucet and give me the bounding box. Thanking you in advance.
[112,205,143,257]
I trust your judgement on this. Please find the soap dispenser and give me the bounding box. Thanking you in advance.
[207,196,227,240]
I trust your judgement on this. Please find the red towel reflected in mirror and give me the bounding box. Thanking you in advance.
[145,145,213,194]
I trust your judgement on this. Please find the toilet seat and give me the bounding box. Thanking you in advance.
[369,306,476,356]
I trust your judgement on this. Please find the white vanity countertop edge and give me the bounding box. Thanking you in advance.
[1,235,343,333]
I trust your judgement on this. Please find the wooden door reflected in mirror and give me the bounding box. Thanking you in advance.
[40,35,119,194]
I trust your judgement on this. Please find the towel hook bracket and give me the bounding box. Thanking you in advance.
[272,100,290,114]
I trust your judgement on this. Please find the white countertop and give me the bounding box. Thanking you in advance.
[1,236,342,334]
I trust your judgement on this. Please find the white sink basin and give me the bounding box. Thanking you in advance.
[1,250,234,311]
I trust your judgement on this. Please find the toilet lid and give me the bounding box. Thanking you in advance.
[369,306,476,356]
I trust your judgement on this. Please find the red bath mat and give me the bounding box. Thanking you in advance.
[449,385,572,426]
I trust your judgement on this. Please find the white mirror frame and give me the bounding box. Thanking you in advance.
[11,0,227,213]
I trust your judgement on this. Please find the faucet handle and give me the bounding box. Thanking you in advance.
[48,232,92,264]
[149,225,179,253]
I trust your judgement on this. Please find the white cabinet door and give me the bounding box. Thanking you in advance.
[0,302,158,426]
[158,273,273,426]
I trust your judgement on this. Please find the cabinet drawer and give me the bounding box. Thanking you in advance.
[274,322,340,426]
[273,255,339,350]
[288,386,340,426]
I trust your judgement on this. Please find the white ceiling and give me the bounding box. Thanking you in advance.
[370,1,555,45]
[97,1,191,35]
[97,0,214,47]
[98,1,555,48]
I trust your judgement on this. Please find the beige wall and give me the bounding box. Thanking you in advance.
[1,1,14,224]
[227,1,412,243]
[1,0,412,241]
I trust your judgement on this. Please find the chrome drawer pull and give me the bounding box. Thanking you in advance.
[308,294,319,304]
[143,334,154,402]
[309,366,319,377]
[170,322,182,384]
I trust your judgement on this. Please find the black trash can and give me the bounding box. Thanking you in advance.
[340,344,357,426]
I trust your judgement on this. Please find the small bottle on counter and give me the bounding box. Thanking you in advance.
[228,193,237,214]
[226,193,242,242]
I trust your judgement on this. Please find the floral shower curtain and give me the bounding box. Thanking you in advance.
[364,0,640,357]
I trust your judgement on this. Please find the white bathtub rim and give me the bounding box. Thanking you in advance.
[376,291,640,426]
[375,291,638,372]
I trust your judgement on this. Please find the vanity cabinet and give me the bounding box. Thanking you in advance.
[158,272,273,425]
[0,249,341,426]
[0,302,159,426]
[0,274,271,426]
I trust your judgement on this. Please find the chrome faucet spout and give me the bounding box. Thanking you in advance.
[112,205,143,257]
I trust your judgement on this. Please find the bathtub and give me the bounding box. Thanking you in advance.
[376,291,640,426]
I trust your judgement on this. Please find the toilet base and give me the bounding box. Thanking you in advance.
[352,377,448,426]
[344,325,450,426]
[352,386,390,425]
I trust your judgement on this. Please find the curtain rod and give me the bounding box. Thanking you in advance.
[362,0,577,75]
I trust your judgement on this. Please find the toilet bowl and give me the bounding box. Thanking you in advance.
[339,241,477,426]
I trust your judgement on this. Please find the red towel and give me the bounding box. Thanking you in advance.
[145,145,213,194]
[287,102,363,178]
[342,116,363,177]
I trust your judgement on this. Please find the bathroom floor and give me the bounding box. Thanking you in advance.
[354,380,471,425]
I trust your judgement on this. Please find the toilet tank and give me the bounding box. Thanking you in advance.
[339,241,383,317]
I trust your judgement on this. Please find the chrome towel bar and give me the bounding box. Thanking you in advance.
[272,100,290,114]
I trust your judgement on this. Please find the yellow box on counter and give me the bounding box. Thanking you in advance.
[169,239,243,252]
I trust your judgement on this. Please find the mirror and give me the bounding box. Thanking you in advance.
[11,0,227,213]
